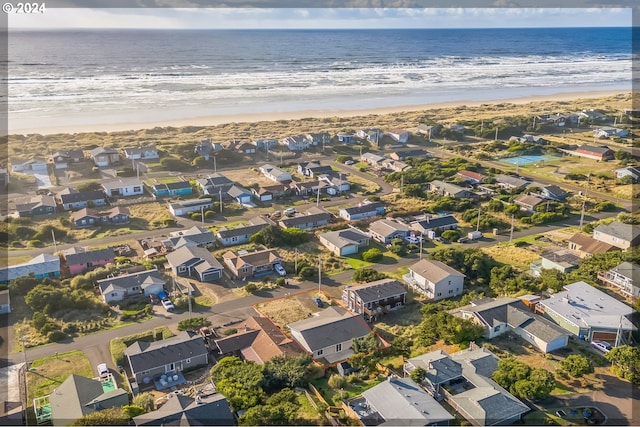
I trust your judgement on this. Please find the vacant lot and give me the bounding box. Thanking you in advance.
[481,244,540,271]
[254,294,314,330]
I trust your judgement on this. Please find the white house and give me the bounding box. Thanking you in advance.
[122,146,159,160]
[281,135,310,151]
[168,198,214,216]
[101,178,145,197]
[259,164,292,182]
[403,259,465,300]
[318,228,370,256]
[386,128,410,144]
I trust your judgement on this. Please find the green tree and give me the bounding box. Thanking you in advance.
[328,374,347,389]
[122,405,146,419]
[606,345,640,384]
[361,248,383,262]
[263,354,311,390]
[238,389,300,426]
[131,393,155,412]
[560,354,594,378]
[353,268,388,283]
[177,317,212,332]
[352,333,379,354]
[70,408,129,426]
[409,367,427,384]
[441,229,461,242]
[492,357,531,392]
[210,356,265,409]
[512,368,555,401]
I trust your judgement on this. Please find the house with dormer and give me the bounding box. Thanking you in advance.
[123,146,159,160]
[222,248,283,279]
[281,135,310,151]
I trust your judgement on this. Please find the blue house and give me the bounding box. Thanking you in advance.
[152,181,193,197]
[227,184,253,204]
[0,254,61,284]
[337,132,356,144]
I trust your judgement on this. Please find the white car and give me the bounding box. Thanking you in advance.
[283,208,297,216]
[591,340,612,353]
[405,236,422,244]
[161,298,175,312]
[344,160,355,165]
[274,264,286,276]
[97,363,109,377]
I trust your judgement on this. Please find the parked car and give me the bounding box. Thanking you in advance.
[405,236,421,244]
[457,237,469,243]
[283,208,297,216]
[97,363,109,378]
[149,293,160,305]
[433,237,445,243]
[312,297,324,307]
[161,298,175,312]
[591,340,612,353]
[274,263,286,276]
[344,160,355,165]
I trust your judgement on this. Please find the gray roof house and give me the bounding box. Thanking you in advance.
[404,347,530,426]
[346,377,454,426]
[166,246,223,282]
[536,281,636,343]
[342,278,407,321]
[287,305,373,365]
[318,228,371,256]
[227,184,253,205]
[133,387,234,426]
[592,221,640,250]
[196,173,233,195]
[97,269,165,304]
[530,248,581,276]
[14,194,57,217]
[216,216,274,247]
[101,177,145,197]
[368,218,411,244]
[410,215,459,235]
[164,226,216,250]
[125,331,209,387]
[59,190,107,211]
[494,175,529,190]
[278,207,332,230]
[598,261,640,299]
[49,374,129,426]
[259,164,292,182]
[453,298,570,353]
[428,180,474,198]
[404,259,465,301]
[339,202,386,221]
[0,254,60,284]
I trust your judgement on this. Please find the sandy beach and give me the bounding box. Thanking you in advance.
[9,89,631,136]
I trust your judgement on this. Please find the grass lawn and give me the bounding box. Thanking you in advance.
[297,392,323,424]
[27,350,93,404]
[481,243,540,271]
[343,256,374,270]
[254,295,313,329]
[311,376,383,406]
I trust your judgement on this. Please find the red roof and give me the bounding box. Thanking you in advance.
[456,170,485,182]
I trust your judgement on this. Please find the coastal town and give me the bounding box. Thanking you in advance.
[0,97,638,426]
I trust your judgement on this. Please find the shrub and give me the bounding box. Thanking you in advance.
[244,283,258,293]
[32,312,48,330]
[224,328,238,336]
[28,239,43,247]
[47,331,67,342]
[162,218,176,226]
[361,248,383,262]
[353,268,387,283]
[275,277,285,286]
[177,316,211,331]
[298,266,317,280]
[204,210,216,219]
[62,323,78,334]
[39,322,60,335]
[389,244,407,256]
[328,374,347,389]
[441,229,461,241]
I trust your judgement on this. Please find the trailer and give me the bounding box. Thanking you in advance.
[467,231,483,240]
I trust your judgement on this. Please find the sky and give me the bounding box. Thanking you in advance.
[7,7,634,30]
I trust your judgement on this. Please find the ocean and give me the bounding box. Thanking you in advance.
[7,27,634,132]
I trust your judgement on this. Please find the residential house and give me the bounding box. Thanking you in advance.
[298,161,334,178]
[133,386,234,426]
[59,189,107,210]
[151,181,193,198]
[289,180,325,197]
[196,173,233,195]
[536,113,568,127]
[123,146,159,160]
[48,374,129,426]
[403,259,465,300]
[614,166,640,182]
[494,174,529,190]
[102,177,145,197]
[227,184,253,205]
[236,142,257,155]
[345,377,454,426]
[281,135,310,151]
[416,124,434,136]
[381,158,412,172]
[253,138,279,151]
[88,147,120,167]
[360,152,386,167]
[509,135,547,145]
[592,221,640,250]
[194,139,222,160]
[598,262,640,299]
[567,233,616,258]
[454,298,569,353]
[306,132,331,147]
[222,248,282,279]
[125,331,209,386]
[336,132,356,144]
[168,198,213,217]
[410,215,459,236]
[50,150,84,169]
[0,289,10,314]
[356,128,383,145]
[72,206,130,228]
[368,218,411,244]
[212,316,301,363]
[252,184,289,202]
[278,207,332,230]
[428,180,473,198]
[530,249,581,276]
[339,202,385,221]
[0,254,60,284]
[389,149,427,161]
[164,226,216,250]
[514,194,544,212]
[342,279,407,321]
[456,170,486,184]
[97,269,165,304]
[318,227,371,256]
[571,145,615,161]
[593,127,629,139]
[387,128,410,143]
[319,174,350,193]
[14,194,56,217]
[216,216,274,247]
[10,158,47,172]
[63,246,116,275]
[445,123,466,134]
[166,246,223,282]
[536,281,636,343]
[404,347,530,426]
[259,164,292,182]
[287,305,373,365]
[541,185,568,201]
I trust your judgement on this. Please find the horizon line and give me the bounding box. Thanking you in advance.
[8,25,634,31]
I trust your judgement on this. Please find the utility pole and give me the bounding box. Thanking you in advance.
[51,229,57,253]
[509,215,515,245]
[419,236,423,260]
[316,185,321,206]
[219,189,223,213]
[579,200,586,230]
[515,160,519,175]
[187,284,192,319]
[318,259,322,292]
[494,126,499,141]
[476,206,481,232]
[401,174,404,193]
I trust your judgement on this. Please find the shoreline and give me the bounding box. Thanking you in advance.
[9,89,631,136]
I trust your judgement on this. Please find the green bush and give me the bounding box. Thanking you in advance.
[28,239,43,247]
[224,328,238,336]
[245,283,258,293]
[275,277,285,286]
[177,317,211,332]
[298,266,317,280]
[361,248,383,262]
[47,331,67,342]
[328,374,347,389]
[162,218,176,226]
